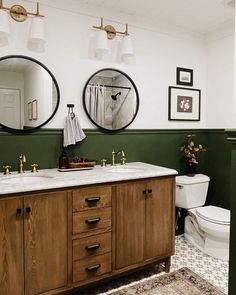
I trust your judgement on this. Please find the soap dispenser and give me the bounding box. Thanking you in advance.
[59,149,69,169]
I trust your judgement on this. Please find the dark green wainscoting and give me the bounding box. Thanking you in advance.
[0,128,230,210]
[226,130,236,295]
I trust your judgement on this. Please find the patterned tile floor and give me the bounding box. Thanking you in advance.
[76,235,229,295]
[171,235,228,294]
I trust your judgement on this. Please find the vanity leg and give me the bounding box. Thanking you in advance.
[164,257,171,273]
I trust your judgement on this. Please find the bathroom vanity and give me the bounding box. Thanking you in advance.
[0,162,177,295]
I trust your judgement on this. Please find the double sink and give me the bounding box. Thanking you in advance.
[0,164,145,185]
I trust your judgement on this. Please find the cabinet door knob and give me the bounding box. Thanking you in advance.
[148,189,152,194]
[85,196,101,203]
[16,208,22,217]
[85,243,101,251]
[85,217,101,224]
[142,190,147,195]
[25,207,31,214]
[85,264,101,272]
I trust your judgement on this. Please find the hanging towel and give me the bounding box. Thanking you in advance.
[63,114,86,147]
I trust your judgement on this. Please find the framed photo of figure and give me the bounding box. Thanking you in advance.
[176,67,193,86]
[168,86,201,121]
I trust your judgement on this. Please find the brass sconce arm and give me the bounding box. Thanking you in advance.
[93,17,130,40]
[0,0,44,22]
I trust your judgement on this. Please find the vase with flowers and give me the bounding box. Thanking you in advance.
[180,134,206,176]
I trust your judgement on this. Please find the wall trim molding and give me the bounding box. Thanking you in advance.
[0,128,226,136]
[225,129,236,144]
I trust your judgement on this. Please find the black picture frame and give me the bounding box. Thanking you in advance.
[176,67,193,86]
[168,86,201,121]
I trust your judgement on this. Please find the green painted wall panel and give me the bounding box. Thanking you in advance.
[0,128,229,209]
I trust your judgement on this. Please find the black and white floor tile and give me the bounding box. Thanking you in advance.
[171,235,228,294]
[77,235,229,295]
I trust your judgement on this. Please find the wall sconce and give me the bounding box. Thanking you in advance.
[0,0,45,52]
[93,17,134,58]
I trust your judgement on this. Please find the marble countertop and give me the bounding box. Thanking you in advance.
[0,162,178,195]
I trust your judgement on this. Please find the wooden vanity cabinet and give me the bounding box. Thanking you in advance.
[0,175,175,295]
[0,190,68,295]
[114,177,175,271]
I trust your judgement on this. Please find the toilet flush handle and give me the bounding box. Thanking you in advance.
[176,184,183,189]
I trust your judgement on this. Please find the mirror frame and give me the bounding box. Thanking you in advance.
[0,55,60,133]
[83,68,139,132]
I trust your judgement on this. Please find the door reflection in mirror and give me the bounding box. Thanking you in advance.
[0,55,60,132]
[83,69,139,132]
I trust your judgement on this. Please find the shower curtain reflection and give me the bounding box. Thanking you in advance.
[85,85,106,127]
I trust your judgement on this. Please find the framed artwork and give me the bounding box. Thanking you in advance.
[176,67,193,86]
[32,99,38,120]
[168,86,201,121]
[28,102,32,120]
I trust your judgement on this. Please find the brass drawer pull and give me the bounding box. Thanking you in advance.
[85,243,101,251]
[85,196,101,203]
[85,264,101,272]
[85,217,101,224]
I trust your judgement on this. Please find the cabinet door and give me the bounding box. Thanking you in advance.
[24,191,68,295]
[0,197,24,295]
[115,181,146,269]
[145,177,175,260]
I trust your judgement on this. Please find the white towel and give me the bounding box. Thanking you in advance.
[63,114,86,147]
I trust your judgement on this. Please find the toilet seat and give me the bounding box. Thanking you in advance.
[196,206,230,225]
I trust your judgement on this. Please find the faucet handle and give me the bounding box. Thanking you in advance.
[31,164,38,173]
[3,165,11,175]
[121,157,126,165]
[100,159,107,167]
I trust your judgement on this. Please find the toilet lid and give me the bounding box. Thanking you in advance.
[176,174,210,185]
[196,206,230,225]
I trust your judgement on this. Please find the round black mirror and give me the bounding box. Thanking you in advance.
[83,68,139,132]
[0,55,60,132]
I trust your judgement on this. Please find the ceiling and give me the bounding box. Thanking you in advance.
[55,0,235,36]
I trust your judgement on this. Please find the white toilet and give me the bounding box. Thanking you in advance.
[176,174,230,261]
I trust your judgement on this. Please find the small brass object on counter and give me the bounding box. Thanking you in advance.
[31,164,38,173]
[101,159,107,167]
[3,165,11,175]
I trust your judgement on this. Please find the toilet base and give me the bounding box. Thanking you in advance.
[204,234,229,261]
[184,215,229,261]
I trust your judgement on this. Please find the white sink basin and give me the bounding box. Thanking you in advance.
[0,174,53,184]
[106,166,145,173]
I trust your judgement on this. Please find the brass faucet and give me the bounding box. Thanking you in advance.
[19,154,26,174]
[111,150,126,166]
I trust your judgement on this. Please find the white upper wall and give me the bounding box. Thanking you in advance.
[205,25,234,128]
[0,0,234,129]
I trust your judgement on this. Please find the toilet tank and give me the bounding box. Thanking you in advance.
[175,174,210,209]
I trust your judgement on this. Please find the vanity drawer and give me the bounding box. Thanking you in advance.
[73,232,111,261]
[73,252,111,283]
[73,186,112,212]
[73,207,111,235]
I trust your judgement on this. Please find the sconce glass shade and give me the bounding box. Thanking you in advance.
[28,17,45,52]
[120,35,134,58]
[94,29,109,53]
[0,10,10,47]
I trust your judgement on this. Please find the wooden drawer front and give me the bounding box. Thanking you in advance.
[73,207,111,235]
[73,253,111,283]
[73,186,111,212]
[73,232,111,261]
